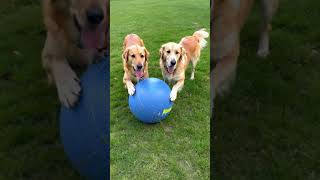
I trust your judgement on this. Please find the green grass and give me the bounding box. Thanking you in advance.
[110,0,210,179]
[214,0,320,179]
[0,1,82,179]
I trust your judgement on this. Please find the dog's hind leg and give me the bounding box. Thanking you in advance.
[190,57,199,80]
[213,56,237,98]
[257,0,279,58]
[213,39,239,99]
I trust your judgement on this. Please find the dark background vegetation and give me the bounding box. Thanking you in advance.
[214,0,320,179]
[0,0,82,179]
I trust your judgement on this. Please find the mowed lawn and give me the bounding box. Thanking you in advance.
[110,0,210,179]
[0,0,82,179]
[214,0,320,179]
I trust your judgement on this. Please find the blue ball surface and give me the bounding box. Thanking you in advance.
[129,78,173,123]
[60,57,109,180]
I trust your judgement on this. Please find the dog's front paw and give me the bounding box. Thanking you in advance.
[257,48,269,58]
[127,84,135,96]
[56,71,81,108]
[170,91,177,101]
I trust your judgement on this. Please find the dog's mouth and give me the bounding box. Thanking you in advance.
[73,15,106,50]
[166,65,175,74]
[133,67,144,79]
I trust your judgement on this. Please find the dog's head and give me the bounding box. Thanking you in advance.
[160,42,186,74]
[69,0,108,50]
[122,45,149,80]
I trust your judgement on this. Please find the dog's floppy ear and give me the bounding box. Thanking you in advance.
[144,48,150,61]
[140,39,145,46]
[179,46,186,62]
[159,46,165,60]
[122,48,130,62]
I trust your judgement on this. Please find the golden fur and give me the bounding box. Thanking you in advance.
[42,0,109,108]
[122,34,150,95]
[212,0,278,102]
[160,29,209,101]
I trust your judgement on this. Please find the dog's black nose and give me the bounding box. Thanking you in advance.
[87,7,104,25]
[136,64,143,70]
[170,60,176,66]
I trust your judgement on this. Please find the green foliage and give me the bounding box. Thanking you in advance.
[0,2,82,180]
[214,0,320,179]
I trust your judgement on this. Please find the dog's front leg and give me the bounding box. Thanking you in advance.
[42,33,81,108]
[51,60,81,108]
[123,72,135,95]
[125,80,135,96]
[170,79,184,101]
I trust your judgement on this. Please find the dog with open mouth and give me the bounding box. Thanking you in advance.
[42,0,109,108]
[160,29,209,101]
[122,34,150,95]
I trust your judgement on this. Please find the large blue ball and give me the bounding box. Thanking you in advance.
[129,78,173,123]
[60,57,109,180]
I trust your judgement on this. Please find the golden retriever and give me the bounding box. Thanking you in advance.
[42,0,109,108]
[160,29,209,101]
[122,34,150,95]
[212,0,278,100]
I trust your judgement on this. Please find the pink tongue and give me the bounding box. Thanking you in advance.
[135,71,144,79]
[81,26,104,49]
[168,67,174,74]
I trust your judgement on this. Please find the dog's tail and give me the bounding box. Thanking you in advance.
[193,28,209,49]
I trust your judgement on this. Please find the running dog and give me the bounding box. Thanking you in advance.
[160,29,209,101]
[212,0,278,99]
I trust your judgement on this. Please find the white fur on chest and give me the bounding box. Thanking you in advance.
[164,72,181,83]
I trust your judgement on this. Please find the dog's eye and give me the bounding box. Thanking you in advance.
[175,51,179,54]
[166,50,171,54]
[141,54,144,58]
[131,54,135,58]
